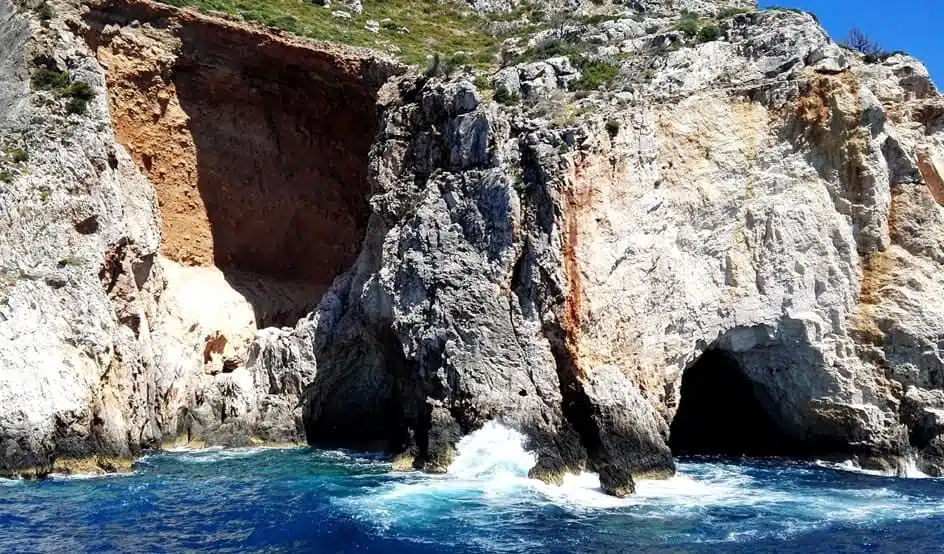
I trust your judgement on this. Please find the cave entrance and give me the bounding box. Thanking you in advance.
[670,349,790,457]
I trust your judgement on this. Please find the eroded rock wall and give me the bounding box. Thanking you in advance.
[86,0,396,325]
[271,5,944,493]
[0,0,397,474]
[0,0,169,474]
[4,0,944,492]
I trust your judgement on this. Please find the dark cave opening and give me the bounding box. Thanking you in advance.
[670,349,793,457]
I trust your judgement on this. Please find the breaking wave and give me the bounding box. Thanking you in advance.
[2,423,943,553]
[339,422,944,547]
[815,454,931,479]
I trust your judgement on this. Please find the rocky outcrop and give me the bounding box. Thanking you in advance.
[284,2,944,492]
[0,0,396,474]
[3,0,944,493]
[279,76,677,494]
[0,0,168,475]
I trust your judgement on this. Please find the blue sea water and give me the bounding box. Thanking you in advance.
[1,423,943,553]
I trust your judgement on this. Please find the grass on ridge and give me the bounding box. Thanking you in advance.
[159,0,503,67]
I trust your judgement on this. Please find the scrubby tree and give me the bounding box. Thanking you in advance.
[548,6,576,39]
[843,26,883,56]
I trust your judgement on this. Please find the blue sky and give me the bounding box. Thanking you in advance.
[757,0,941,87]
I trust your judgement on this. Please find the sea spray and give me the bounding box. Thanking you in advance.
[4,441,944,552]
[447,421,536,480]
[345,423,747,517]
[899,452,930,479]
[815,455,931,479]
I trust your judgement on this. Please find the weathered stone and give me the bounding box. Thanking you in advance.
[5,0,944,494]
[0,0,399,474]
[491,67,521,100]
[343,0,362,14]
[582,366,675,495]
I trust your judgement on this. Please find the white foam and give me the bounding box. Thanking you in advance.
[337,422,944,541]
[48,471,135,481]
[343,422,767,525]
[172,446,276,464]
[899,454,931,479]
[447,421,536,479]
[815,456,933,479]
[165,445,225,453]
[815,459,891,476]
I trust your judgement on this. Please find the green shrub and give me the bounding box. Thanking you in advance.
[57,256,84,267]
[675,15,699,38]
[0,171,11,184]
[441,52,471,75]
[67,97,87,114]
[161,0,504,67]
[764,6,804,14]
[9,148,27,163]
[717,7,750,18]
[31,68,69,90]
[63,82,95,114]
[30,68,94,114]
[424,53,444,77]
[493,87,520,105]
[35,1,54,20]
[697,24,721,43]
[470,46,500,67]
[504,38,584,66]
[473,74,490,92]
[764,6,818,22]
[572,59,619,90]
[581,13,620,25]
[538,39,581,59]
[605,119,620,138]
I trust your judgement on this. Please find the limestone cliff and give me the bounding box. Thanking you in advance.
[0,0,397,474]
[286,4,944,493]
[2,0,944,495]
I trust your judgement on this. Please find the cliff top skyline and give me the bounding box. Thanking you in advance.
[760,0,941,86]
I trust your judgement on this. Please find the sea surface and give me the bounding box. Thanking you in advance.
[2,423,943,553]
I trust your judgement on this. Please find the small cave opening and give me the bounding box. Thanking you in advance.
[86,1,400,328]
[670,349,793,457]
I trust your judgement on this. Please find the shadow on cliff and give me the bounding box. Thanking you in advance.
[169,24,386,327]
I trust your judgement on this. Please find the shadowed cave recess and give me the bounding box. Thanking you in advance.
[86,0,400,327]
[670,349,797,457]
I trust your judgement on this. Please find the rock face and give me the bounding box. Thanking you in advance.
[3,0,944,493]
[0,0,166,474]
[289,3,944,491]
[0,0,396,474]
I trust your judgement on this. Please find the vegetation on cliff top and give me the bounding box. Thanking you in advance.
[159,0,503,66]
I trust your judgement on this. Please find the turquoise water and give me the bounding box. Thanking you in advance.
[2,424,943,553]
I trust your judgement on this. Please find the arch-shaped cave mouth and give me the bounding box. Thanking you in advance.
[670,349,794,457]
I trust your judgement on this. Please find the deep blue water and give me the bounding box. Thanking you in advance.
[2,424,943,553]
